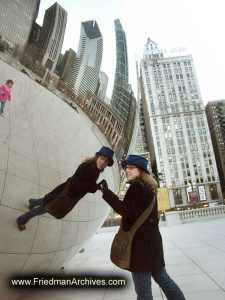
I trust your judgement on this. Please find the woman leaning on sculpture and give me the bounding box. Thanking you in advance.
[16,146,114,231]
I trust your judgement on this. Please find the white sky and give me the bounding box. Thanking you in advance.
[36,0,225,103]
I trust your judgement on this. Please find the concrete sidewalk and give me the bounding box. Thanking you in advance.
[22,218,225,299]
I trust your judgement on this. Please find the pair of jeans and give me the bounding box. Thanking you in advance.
[0,101,5,113]
[132,267,185,300]
[17,198,47,225]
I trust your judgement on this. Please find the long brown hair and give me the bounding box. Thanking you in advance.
[84,155,104,172]
[84,156,97,164]
[139,169,158,194]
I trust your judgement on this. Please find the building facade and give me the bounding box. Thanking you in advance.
[79,91,125,156]
[96,71,108,101]
[68,20,103,98]
[205,100,225,198]
[37,2,67,72]
[135,71,150,154]
[111,19,130,123]
[55,53,64,74]
[139,38,222,208]
[0,0,40,49]
[58,48,76,83]
[28,22,41,45]
[110,19,136,156]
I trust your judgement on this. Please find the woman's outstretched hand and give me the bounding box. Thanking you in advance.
[98,179,108,193]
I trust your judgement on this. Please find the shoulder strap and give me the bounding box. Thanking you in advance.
[130,194,156,235]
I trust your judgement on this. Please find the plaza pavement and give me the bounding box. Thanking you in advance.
[22,218,225,300]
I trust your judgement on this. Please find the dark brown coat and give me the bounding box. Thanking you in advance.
[43,161,100,219]
[102,180,165,272]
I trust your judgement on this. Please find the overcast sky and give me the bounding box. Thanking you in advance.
[37,0,225,103]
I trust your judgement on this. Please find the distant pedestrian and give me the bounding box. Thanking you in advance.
[0,79,14,116]
[16,146,114,231]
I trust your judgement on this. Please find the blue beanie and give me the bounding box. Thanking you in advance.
[122,155,150,174]
[96,146,114,166]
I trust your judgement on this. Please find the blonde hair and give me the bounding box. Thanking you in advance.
[139,170,158,194]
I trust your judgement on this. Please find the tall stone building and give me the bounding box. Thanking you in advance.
[139,38,222,208]
[205,100,225,198]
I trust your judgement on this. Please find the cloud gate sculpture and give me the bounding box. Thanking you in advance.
[0,59,119,299]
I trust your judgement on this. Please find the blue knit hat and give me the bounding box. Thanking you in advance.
[122,155,150,174]
[96,146,114,167]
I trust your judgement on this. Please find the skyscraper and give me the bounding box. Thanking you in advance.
[139,38,222,208]
[111,19,136,156]
[205,100,225,198]
[111,19,130,123]
[37,2,67,72]
[68,20,103,98]
[0,0,40,49]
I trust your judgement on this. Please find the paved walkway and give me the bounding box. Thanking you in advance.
[22,218,225,299]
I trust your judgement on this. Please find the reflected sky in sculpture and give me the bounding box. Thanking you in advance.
[37,0,225,103]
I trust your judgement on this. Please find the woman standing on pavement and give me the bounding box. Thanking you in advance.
[99,155,185,300]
